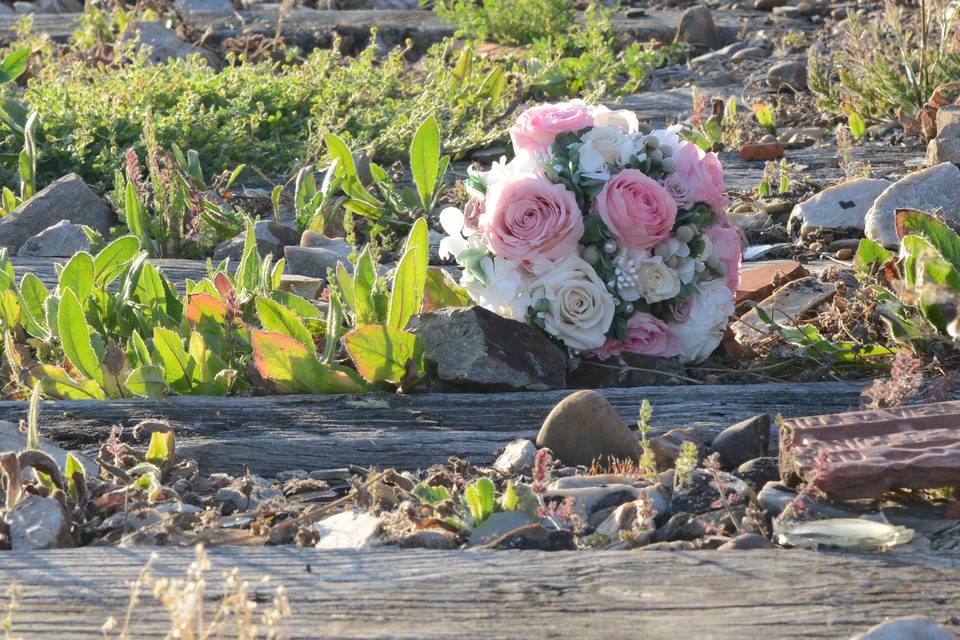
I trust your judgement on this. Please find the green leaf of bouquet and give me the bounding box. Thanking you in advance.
[342,324,424,384]
[57,289,103,386]
[251,329,368,394]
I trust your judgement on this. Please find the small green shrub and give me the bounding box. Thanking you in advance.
[809,0,960,122]
[431,0,575,45]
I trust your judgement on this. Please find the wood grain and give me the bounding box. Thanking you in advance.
[1,546,957,639]
[0,382,873,476]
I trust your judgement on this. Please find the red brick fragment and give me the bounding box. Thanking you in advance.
[780,400,960,500]
[736,261,809,305]
[739,142,785,162]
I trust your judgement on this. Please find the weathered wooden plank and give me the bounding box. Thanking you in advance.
[0,382,875,475]
[0,6,752,52]
[1,547,958,639]
[11,257,219,292]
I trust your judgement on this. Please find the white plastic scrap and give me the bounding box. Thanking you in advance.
[774,517,914,551]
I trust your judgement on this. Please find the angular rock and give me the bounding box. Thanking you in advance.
[492,439,536,474]
[536,389,639,465]
[718,532,775,550]
[213,219,300,261]
[16,220,92,257]
[766,60,807,91]
[0,420,98,476]
[469,510,536,545]
[670,468,752,515]
[735,456,780,490]
[736,261,809,305]
[314,511,381,549]
[0,174,113,253]
[649,427,707,470]
[850,616,956,640]
[780,400,960,500]
[122,21,219,66]
[418,306,566,391]
[936,104,960,132]
[710,414,771,470]
[674,6,720,50]
[732,277,837,346]
[278,274,322,300]
[283,242,352,279]
[6,494,73,550]
[926,136,960,166]
[864,162,960,247]
[787,178,892,239]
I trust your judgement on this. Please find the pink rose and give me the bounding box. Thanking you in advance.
[480,176,583,261]
[705,224,742,293]
[586,312,681,360]
[510,100,595,158]
[596,169,677,250]
[673,142,727,215]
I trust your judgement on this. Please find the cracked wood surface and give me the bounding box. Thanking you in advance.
[0,382,871,475]
[1,547,958,639]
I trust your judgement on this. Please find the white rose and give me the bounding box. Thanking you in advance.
[669,278,735,364]
[578,142,608,179]
[529,255,616,351]
[581,125,628,166]
[651,125,684,157]
[460,256,532,322]
[638,256,682,303]
[592,105,640,134]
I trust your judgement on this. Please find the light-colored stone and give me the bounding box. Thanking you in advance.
[541,484,642,516]
[315,511,381,549]
[674,6,720,50]
[492,439,536,474]
[283,242,352,279]
[732,277,837,346]
[174,0,235,13]
[787,178,891,238]
[468,510,536,545]
[766,60,807,91]
[730,46,767,61]
[7,494,72,550]
[213,219,299,261]
[0,174,113,253]
[123,21,219,66]
[536,390,640,467]
[16,220,92,257]
[936,104,960,133]
[927,136,960,166]
[849,616,956,640]
[0,420,98,477]
[865,162,960,247]
[279,274,322,300]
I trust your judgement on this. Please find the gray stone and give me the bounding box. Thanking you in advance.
[787,178,892,238]
[314,511,381,549]
[469,510,536,545]
[849,616,956,640]
[174,0,235,13]
[213,219,300,261]
[650,427,708,470]
[6,494,72,550]
[417,306,566,391]
[936,104,960,132]
[865,162,960,247]
[283,242,352,279]
[14,0,80,13]
[541,484,641,517]
[730,46,768,61]
[536,390,640,466]
[492,439,536,475]
[717,532,775,550]
[16,220,92,257]
[278,274,322,300]
[926,136,960,166]
[753,0,787,9]
[766,60,807,91]
[0,420,98,476]
[122,21,219,66]
[757,481,874,519]
[732,277,837,346]
[735,456,780,490]
[0,174,113,253]
[594,498,660,544]
[710,414,771,470]
[674,6,721,50]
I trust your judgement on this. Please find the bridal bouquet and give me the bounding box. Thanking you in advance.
[439,100,741,364]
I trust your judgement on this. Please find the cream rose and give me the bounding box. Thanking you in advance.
[591,105,640,134]
[529,256,616,351]
[669,278,735,363]
[581,125,629,166]
[638,256,682,303]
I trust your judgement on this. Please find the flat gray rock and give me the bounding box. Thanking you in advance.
[865,162,960,247]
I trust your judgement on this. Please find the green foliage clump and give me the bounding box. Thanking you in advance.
[431,0,575,46]
[808,0,960,123]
